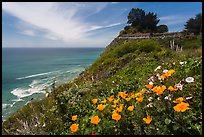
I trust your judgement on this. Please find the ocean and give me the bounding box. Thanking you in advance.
[2,47,104,121]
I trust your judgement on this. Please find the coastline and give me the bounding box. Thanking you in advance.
[2,65,90,122]
[2,48,104,122]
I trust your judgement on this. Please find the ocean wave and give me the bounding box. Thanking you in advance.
[10,101,18,108]
[3,99,24,111]
[2,103,11,109]
[13,67,84,98]
[71,67,85,73]
[16,70,60,80]
[11,98,24,102]
[29,80,41,88]
[11,86,46,98]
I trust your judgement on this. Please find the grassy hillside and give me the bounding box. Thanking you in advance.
[2,36,202,135]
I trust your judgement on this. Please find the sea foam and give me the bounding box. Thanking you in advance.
[2,103,11,109]
[11,98,24,102]
[29,80,40,88]
[16,70,60,80]
[11,86,46,98]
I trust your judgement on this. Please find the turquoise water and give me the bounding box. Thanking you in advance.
[2,48,104,121]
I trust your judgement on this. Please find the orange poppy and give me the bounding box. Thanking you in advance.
[160,74,165,79]
[72,115,77,121]
[152,85,166,95]
[91,116,101,125]
[92,99,98,104]
[168,86,178,91]
[127,105,134,111]
[70,123,79,132]
[140,89,146,94]
[112,112,121,121]
[136,96,143,103]
[112,104,116,108]
[173,102,190,112]
[145,84,153,89]
[168,69,175,75]
[125,97,131,102]
[113,99,119,104]
[135,92,142,97]
[107,95,114,102]
[116,105,123,112]
[173,97,184,103]
[101,99,106,104]
[157,85,166,95]
[97,104,105,111]
[143,116,152,124]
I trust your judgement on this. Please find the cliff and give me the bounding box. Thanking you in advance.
[2,35,202,135]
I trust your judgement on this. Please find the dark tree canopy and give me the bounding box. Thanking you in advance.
[143,12,160,32]
[126,8,167,33]
[184,13,202,35]
[157,25,168,33]
[127,8,146,27]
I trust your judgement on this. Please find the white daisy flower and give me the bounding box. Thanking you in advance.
[146,90,152,94]
[163,70,168,73]
[148,76,155,82]
[175,82,183,90]
[164,95,171,101]
[185,77,194,83]
[156,73,162,81]
[148,97,153,101]
[154,66,161,71]
[180,61,187,65]
[156,73,160,77]
[180,62,184,65]
[186,94,193,100]
[186,96,193,100]
[149,81,154,85]
[146,103,153,108]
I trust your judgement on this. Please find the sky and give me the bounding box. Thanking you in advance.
[2,2,202,48]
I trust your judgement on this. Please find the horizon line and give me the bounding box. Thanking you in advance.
[2,47,106,48]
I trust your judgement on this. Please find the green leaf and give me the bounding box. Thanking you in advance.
[165,118,171,125]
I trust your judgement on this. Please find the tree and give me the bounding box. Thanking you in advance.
[124,25,131,31]
[143,12,160,32]
[127,8,146,27]
[184,13,202,35]
[157,25,168,33]
[127,8,160,33]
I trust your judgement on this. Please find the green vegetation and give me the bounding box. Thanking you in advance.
[184,13,202,35]
[2,35,202,135]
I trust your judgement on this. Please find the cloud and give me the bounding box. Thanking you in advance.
[111,2,119,4]
[2,2,121,47]
[21,30,36,36]
[88,22,125,32]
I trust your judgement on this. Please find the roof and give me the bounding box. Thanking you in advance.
[121,32,179,37]
[122,33,151,37]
